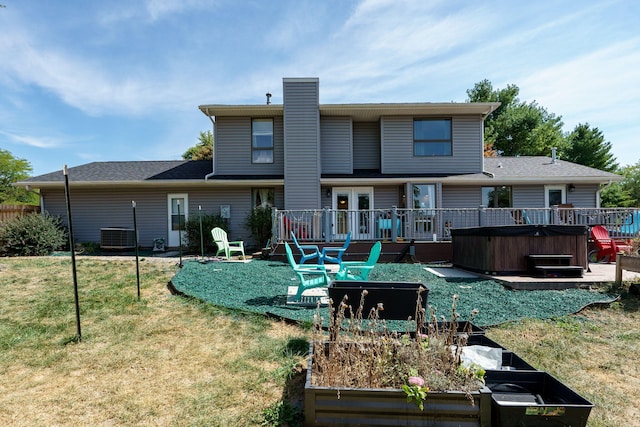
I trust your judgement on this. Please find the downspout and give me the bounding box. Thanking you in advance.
[596,179,614,208]
[204,108,216,180]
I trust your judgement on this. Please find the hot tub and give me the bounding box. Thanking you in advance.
[451,225,588,275]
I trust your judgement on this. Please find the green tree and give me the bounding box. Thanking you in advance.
[601,161,640,207]
[563,123,618,172]
[182,130,213,160]
[467,80,565,157]
[0,149,37,204]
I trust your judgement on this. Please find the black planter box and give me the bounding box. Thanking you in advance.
[486,370,593,427]
[466,334,507,350]
[328,281,427,320]
[463,335,537,371]
[499,351,536,371]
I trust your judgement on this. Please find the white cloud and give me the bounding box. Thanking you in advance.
[518,38,640,128]
[0,131,64,149]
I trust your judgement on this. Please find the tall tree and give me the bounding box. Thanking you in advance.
[0,149,36,204]
[601,160,640,207]
[467,80,564,157]
[563,123,618,172]
[182,130,213,160]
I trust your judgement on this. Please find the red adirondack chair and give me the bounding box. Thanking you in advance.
[589,225,632,263]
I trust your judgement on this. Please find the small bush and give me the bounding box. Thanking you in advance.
[245,206,273,249]
[184,213,228,254]
[0,213,67,256]
[261,400,303,427]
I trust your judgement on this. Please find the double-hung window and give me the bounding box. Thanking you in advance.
[413,118,452,156]
[252,118,273,163]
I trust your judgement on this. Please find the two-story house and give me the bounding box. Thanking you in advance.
[20,77,622,252]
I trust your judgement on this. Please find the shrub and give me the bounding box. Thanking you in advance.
[184,213,228,254]
[245,206,273,249]
[0,213,67,256]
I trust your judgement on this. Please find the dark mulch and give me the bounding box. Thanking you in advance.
[169,259,618,327]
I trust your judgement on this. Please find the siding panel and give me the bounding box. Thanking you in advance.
[442,186,481,208]
[41,186,272,248]
[353,121,380,170]
[382,116,483,174]
[321,117,352,174]
[284,79,321,209]
[215,116,284,175]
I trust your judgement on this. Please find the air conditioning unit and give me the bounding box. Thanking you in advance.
[100,228,136,249]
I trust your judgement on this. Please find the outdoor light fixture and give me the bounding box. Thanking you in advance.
[568,184,576,192]
[326,188,331,197]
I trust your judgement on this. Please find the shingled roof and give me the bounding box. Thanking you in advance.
[22,161,213,183]
[19,156,620,188]
[483,157,620,180]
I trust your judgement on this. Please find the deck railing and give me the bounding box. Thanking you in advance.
[273,207,640,243]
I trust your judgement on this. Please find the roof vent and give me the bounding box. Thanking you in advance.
[266,92,272,105]
[551,147,557,164]
[497,162,503,168]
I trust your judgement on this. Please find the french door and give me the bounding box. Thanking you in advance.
[167,194,188,247]
[331,187,374,240]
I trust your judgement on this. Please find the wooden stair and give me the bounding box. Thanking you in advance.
[527,254,584,278]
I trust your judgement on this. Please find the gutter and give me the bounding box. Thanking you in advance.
[204,107,216,180]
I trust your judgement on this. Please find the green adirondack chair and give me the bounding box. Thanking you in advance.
[284,242,331,302]
[335,241,382,281]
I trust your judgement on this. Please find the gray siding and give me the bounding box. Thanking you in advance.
[353,121,380,170]
[441,186,481,208]
[381,116,483,174]
[512,186,545,208]
[567,184,599,207]
[41,186,273,248]
[283,78,321,209]
[215,116,284,175]
[321,116,352,174]
[373,186,400,209]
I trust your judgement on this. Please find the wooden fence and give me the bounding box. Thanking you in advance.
[0,204,41,225]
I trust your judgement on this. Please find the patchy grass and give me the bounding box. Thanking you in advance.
[486,283,640,427]
[0,257,309,426]
[0,257,637,426]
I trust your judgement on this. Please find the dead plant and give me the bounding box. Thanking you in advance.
[311,289,484,396]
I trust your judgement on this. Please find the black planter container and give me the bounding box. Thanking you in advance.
[485,370,593,427]
[327,281,427,320]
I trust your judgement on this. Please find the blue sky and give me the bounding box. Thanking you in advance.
[1,0,638,177]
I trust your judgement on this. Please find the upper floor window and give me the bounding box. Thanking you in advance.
[252,118,273,163]
[413,118,452,156]
[482,186,512,207]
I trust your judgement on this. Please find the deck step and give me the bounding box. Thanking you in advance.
[527,254,583,278]
[534,265,584,278]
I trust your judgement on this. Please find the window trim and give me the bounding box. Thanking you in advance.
[251,118,274,164]
[413,117,452,157]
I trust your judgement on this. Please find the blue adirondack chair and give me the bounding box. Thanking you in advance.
[284,242,331,302]
[619,211,640,236]
[335,241,382,281]
[320,232,352,265]
[290,231,321,264]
